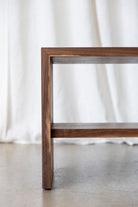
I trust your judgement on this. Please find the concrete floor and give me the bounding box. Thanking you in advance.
[0,143,138,207]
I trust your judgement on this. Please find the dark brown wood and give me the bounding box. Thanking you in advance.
[41,47,138,190]
[52,123,138,138]
[41,49,53,190]
[42,47,138,57]
[50,61,54,184]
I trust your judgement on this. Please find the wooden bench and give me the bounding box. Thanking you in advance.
[41,47,138,189]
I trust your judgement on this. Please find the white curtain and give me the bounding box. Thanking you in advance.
[1,0,138,145]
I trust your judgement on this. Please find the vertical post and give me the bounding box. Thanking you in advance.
[41,49,53,189]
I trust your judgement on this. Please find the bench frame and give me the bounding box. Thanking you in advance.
[41,47,138,189]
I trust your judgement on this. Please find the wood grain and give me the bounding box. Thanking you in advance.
[41,47,138,190]
[42,47,138,57]
[41,49,53,190]
[52,123,138,138]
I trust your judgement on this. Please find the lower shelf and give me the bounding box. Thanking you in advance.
[51,123,138,138]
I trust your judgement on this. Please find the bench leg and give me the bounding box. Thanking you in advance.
[42,50,53,189]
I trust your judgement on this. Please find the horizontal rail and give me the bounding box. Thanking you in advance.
[42,47,138,57]
[51,123,138,138]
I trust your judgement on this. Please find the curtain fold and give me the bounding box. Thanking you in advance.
[1,0,138,145]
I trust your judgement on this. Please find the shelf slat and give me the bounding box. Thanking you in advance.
[51,123,138,138]
[52,56,138,64]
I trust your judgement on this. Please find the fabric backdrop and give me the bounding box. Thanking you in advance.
[1,0,138,145]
